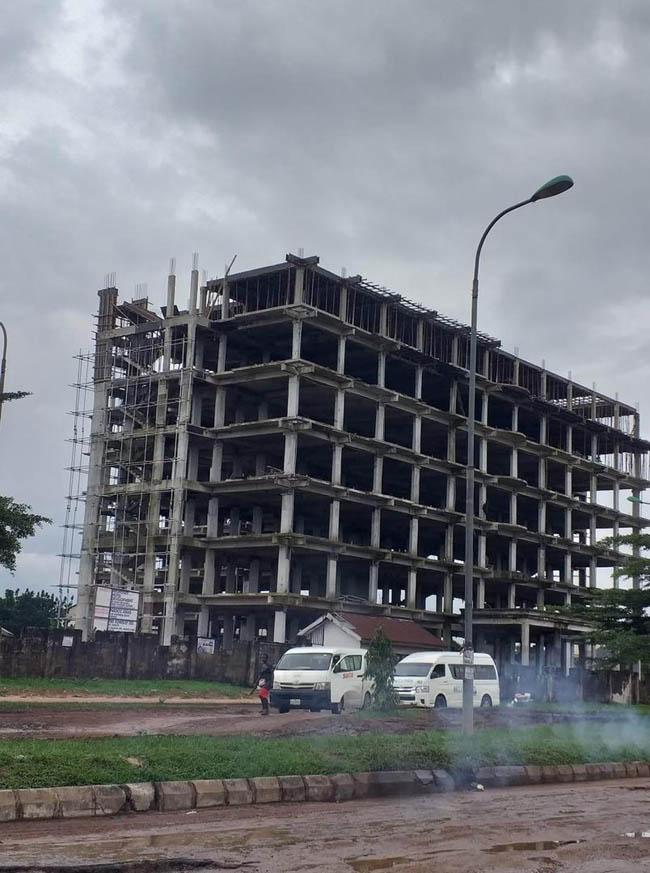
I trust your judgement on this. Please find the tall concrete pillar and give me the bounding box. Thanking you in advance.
[371,508,381,548]
[476,577,485,609]
[520,621,530,666]
[410,466,421,503]
[202,549,216,594]
[373,457,383,494]
[197,607,210,638]
[368,562,379,604]
[407,568,417,609]
[277,546,291,594]
[331,444,343,485]
[336,335,346,373]
[326,556,338,599]
[334,389,345,430]
[222,616,234,650]
[247,559,261,593]
[287,375,300,418]
[443,574,453,613]
[291,319,302,359]
[375,404,385,440]
[273,610,287,643]
[409,517,419,555]
[412,415,422,453]
[377,351,386,387]
[536,588,545,609]
[508,582,516,609]
[446,475,456,510]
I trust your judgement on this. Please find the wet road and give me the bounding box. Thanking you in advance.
[2,779,650,872]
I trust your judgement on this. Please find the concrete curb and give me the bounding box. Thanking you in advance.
[3,761,648,822]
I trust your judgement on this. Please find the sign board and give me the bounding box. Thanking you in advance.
[62,636,74,648]
[93,586,140,633]
[197,637,215,655]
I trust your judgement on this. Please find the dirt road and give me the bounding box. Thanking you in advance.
[2,779,650,871]
[0,702,625,741]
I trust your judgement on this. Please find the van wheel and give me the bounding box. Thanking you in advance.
[278,704,290,714]
[480,694,493,708]
[362,691,372,710]
[434,694,447,709]
[331,698,345,714]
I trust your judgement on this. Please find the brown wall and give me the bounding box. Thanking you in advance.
[0,628,287,688]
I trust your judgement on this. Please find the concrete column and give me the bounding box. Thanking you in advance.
[538,500,546,535]
[521,621,530,666]
[252,506,263,534]
[206,496,219,537]
[512,404,519,432]
[444,524,454,560]
[277,546,291,594]
[446,475,456,511]
[537,545,546,579]
[589,557,598,588]
[373,457,383,494]
[197,607,210,638]
[244,559,259,595]
[414,365,423,400]
[280,492,294,533]
[511,448,518,478]
[287,375,300,417]
[202,550,216,594]
[443,574,453,613]
[329,499,340,540]
[368,562,379,604]
[375,404,385,441]
[214,388,226,428]
[476,577,485,609]
[326,556,338,599]
[240,614,256,642]
[371,508,381,548]
[536,587,545,609]
[509,492,517,525]
[447,427,456,462]
[407,568,417,609]
[291,319,302,359]
[477,533,486,568]
[564,640,573,676]
[331,444,343,485]
[293,266,305,303]
[411,466,421,503]
[409,517,419,555]
[290,560,303,594]
[377,351,386,387]
[271,610,286,643]
[284,433,298,475]
[508,582,516,609]
[412,415,422,453]
[334,389,345,430]
[336,336,346,374]
[509,539,517,572]
[564,551,572,584]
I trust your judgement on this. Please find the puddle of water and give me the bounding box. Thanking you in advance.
[622,832,650,838]
[485,839,585,854]
[347,859,405,873]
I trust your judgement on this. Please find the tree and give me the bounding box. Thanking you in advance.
[364,627,399,710]
[568,533,650,668]
[0,497,51,573]
[0,589,62,636]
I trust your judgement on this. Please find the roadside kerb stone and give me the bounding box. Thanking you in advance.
[55,786,95,818]
[0,790,17,822]
[331,773,355,802]
[571,765,588,782]
[524,766,543,785]
[541,765,560,784]
[612,762,627,779]
[122,782,155,812]
[585,763,602,781]
[601,763,615,779]
[251,777,281,804]
[432,770,455,792]
[372,771,416,798]
[475,766,497,788]
[556,765,574,783]
[635,761,650,777]
[192,779,226,808]
[224,778,253,806]
[352,772,373,799]
[624,762,639,778]
[94,784,127,816]
[414,770,435,789]
[304,775,334,802]
[156,781,196,812]
[493,766,528,787]
[278,775,305,802]
[16,788,58,820]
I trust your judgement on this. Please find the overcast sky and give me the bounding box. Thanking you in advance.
[2,0,650,596]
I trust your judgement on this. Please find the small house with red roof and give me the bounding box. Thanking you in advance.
[297,611,444,656]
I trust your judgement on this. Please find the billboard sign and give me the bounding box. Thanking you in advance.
[93,586,140,633]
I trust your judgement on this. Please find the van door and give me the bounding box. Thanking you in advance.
[331,654,363,710]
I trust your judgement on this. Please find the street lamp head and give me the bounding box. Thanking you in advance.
[530,175,574,202]
[627,495,643,503]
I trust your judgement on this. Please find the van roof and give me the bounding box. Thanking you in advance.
[398,651,496,664]
[279,646,366,657]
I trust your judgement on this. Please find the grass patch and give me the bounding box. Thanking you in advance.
[0,724,648,790]
[0,678,248,699]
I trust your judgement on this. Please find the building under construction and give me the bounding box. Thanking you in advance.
[73,253,650,673]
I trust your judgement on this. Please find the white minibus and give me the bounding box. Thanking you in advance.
[270,646,372,714]
[393,651,499,709]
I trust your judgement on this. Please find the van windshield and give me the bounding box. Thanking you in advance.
[275,652,333,671]
[394,662,431,677]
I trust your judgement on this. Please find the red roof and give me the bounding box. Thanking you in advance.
[341,613,444,650]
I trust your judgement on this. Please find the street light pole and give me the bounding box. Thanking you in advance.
[462,175,574,735]
[0,322,7,427]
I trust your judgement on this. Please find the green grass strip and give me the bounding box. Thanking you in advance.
[0,678,248,699]
[0,724,648,790]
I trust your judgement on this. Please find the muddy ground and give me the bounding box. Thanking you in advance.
[0,702,628,741]
[2,779,650,871]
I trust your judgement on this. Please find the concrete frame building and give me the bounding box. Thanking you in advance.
[75,253,650,673]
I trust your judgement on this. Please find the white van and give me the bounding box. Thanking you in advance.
[270,646,371,714]
[393,651,500,709]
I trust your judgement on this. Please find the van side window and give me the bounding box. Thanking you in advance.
[430,664,445,679]
[334,655,361,673]
[449,665,464,680]
[475,665,497,680]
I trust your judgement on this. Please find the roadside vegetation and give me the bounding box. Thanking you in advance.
[0,724,648,790]
[0,677,248,699]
